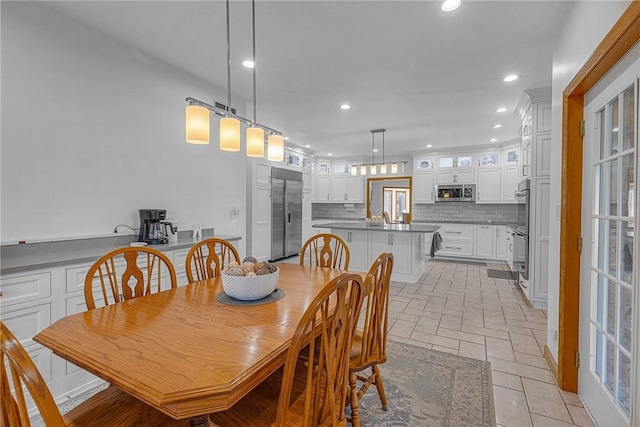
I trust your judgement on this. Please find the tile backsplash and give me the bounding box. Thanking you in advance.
[312,203,366,219]
[312,202,518,223]
[412,202,517,222]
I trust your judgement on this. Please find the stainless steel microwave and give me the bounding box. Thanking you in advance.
[436,184,476,202]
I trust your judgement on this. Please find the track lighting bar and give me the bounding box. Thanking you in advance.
[185,97,282,136]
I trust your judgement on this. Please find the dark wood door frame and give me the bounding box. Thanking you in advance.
[558,1,640,392]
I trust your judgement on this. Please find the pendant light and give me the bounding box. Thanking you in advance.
[220,0,241,152]
[185,104,210,144]
[246,0,264,157]
[267,133,284,161]
[357,129,407,176]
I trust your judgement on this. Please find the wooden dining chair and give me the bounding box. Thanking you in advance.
[84,246,178,310]
[0,321,188,427]
[185,237,240,283]
[208,272,365,427]
[348,252,394,427]
[299,233,350,270]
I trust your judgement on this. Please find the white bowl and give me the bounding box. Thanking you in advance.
[221,268,279,300]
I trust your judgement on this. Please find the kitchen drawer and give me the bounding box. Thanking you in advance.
[437,241,474,257]
[66,259,126,294]
[437,224,474,240]
[0,271,51,307]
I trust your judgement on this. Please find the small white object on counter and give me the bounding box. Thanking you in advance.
[130,242,148,247]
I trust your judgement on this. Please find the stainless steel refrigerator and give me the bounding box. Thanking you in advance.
[270,167,303,261]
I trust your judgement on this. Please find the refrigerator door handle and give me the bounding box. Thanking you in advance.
[288,210,291,224]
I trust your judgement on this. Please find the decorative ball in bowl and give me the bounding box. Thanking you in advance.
[221,259,279,301]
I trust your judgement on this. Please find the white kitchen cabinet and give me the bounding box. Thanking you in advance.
[302,172,312,193]
[436,169,474,185]
[248,159,272,261]
[506,227,514,272]
[477,152,500,167]
[434,224,474,258]
[316,174,331,202]
[414,157,434,170]
[331,175,363,202]
[370,231,413,275]
[516,87,551,309]
[502,165,519,203]
[172,249,190,284]
[495,225,507,260]
[413,171,435,203]
[476,168,502,203]
[333,229,369,272]
[1,269,58,403]
[475,225,495,259]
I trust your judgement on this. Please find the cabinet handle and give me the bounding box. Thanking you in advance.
[445,231,462,234]
[509,243,512,252]
[445,246,462,250]
[391,234,394,245]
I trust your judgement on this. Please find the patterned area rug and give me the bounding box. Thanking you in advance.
[32,340,495,427]
[354,339,496,426]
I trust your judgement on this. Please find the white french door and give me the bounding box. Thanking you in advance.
[581,48,639,426]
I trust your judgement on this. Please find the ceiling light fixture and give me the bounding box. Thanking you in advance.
[245,0,264,157]
[184,0,284,160]
[242,60,254,69]
[496,107,507,113]
[492,124,503,128]
[353,129,407,176]
[441,0,461,12]
[503,74,519,82]
[489,138,498,142]
[426,144,433,148]
[340,104,351,110]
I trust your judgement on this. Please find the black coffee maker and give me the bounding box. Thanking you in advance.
[138,209,169,245]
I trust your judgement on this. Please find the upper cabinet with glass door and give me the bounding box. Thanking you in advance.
[477,152,501,168]
[437,154,474,168]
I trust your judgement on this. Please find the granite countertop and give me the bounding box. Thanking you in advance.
[313,222,440,233]
[0,232,241,275]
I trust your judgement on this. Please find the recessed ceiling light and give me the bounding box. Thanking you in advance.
[492,124,503,128]
[441,0,461,12]
[340,104,351,110]
[426,144,433,148]
[328,153,333,156]
[305,144,311,148]
[488,138,498,142]
[373,149,379,153]
[496,107,507,113]
[242,60,254,69]
[283,136,290,141]
[503,74,518,82]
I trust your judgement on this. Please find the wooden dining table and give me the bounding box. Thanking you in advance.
[33,263,348,426]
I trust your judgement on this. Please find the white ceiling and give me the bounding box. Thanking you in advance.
[42,0,568,158]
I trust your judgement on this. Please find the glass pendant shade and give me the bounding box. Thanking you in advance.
[380,164,387,174]
[360,165,367,176]
[370,164,377,175]
[267,134,284,161]
[391,163,398,174]
[351,165,358,176]
[246,126,265,157]
[220,117,241,151]
[185,105,210,144]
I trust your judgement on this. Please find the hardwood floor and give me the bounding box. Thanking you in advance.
[392,259,595,427]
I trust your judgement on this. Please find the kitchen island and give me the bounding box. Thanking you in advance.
[312,222,440,283]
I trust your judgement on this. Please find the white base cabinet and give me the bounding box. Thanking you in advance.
[331,228,425,283]
[433,223,510,262]
[333,229,369,272]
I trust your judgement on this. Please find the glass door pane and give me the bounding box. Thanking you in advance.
[587,82,636,421]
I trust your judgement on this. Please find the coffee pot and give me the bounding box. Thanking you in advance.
[138,209,169,245]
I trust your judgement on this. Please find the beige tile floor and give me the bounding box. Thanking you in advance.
[389,258,596,427]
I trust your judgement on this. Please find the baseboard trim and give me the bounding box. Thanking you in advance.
[544,345,559,383]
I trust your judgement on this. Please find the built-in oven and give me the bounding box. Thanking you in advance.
[514,179,530,281]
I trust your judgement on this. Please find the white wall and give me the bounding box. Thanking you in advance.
[1,2,247,254]
[547,0,631,361]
